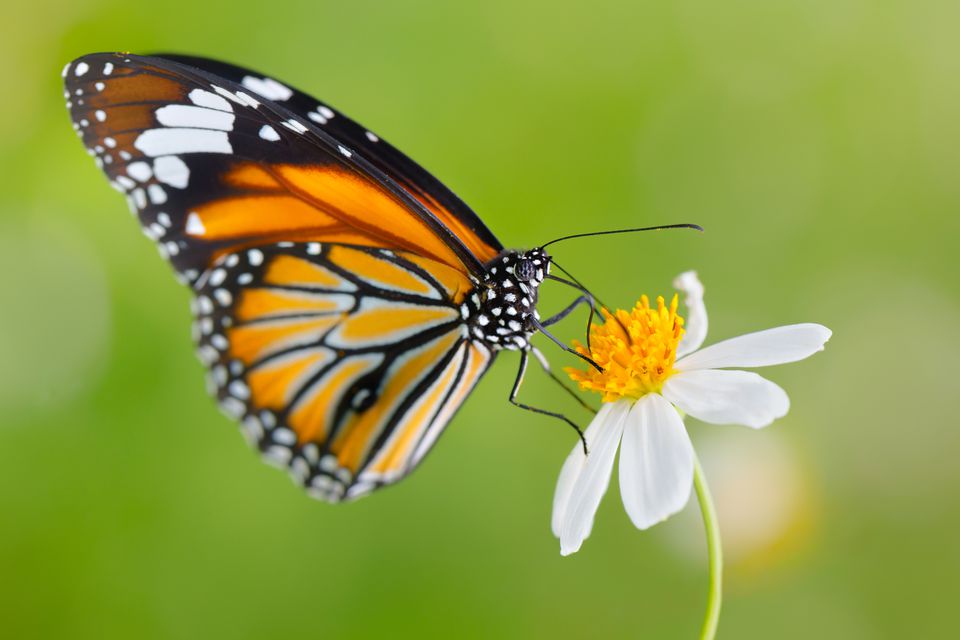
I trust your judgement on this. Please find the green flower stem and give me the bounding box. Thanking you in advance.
[693,451,722,640]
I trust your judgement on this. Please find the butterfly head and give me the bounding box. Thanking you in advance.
[514,247,550,284]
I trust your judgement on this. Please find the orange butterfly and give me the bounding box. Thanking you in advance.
[64,53,690,501]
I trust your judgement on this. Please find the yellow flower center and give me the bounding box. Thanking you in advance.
[567,294,685,402]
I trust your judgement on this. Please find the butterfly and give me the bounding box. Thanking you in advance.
[64,52,672,502]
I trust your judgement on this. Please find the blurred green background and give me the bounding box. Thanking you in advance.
[3,0,958,638]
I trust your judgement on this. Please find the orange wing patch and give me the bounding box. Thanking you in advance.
[276,165,465,269]
[187,163,473,274]
[235,288,351,322]
[327,245,436,297]
[399,252,472,302]
[228,316,339,364]
[287,354,383,443]
[188,195,341,240]
[330,330,461,473]
[246,348,333,409]
[262,255,354,291]
[328,300,459,348]
[413,191,500,266]
[365,345,466,477]
[369,341,492,483]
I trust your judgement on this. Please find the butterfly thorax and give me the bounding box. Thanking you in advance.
[461,248,550,351]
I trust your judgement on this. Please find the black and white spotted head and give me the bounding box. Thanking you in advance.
[461,247,551,351]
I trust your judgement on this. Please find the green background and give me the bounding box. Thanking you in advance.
[3,0,958,638]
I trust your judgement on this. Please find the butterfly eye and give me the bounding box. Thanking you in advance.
[516,259,536,281]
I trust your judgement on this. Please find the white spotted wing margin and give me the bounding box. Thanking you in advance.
[192,241,494,502]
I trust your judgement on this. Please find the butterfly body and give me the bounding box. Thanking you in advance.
[64,52,570,502]
[462,248,550,352]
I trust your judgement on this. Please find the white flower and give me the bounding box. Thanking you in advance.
[552,271,831,556]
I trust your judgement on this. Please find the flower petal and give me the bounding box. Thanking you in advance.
[662,369,789,428]
[619,394,694,530]
[557,400,630,556]
[675,323,831,371]
[674,271,707,358]
[551,436,587,538]
[552,403,624,539]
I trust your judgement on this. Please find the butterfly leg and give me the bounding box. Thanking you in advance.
[530,347,596,415]
[540,295,592,328]
[541,282,600,354]
[531,318,603,372]
[509,349,589,454]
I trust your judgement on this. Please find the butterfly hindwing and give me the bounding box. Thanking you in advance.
[193,242,494,501]
[63,53,497,284]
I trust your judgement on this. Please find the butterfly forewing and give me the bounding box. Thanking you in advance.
[63,53,496,285]
[193,242,493,500]
[156,54,503,266]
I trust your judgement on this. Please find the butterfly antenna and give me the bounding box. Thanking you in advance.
[540,222,703,250]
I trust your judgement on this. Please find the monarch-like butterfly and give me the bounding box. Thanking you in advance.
[63,53,694,502]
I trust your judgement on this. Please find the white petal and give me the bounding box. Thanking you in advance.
[557,400,630,556]
[551,435,587,538]
[619,394,694,529]
[674,271,707,358]
[676,323,831,371]
[663,369,789,429]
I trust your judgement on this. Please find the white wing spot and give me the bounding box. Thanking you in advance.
[147,223,166,239]
[131,188,147,210]
[135,128,232,157]
[155,105,235,131]
[126,161,152,182]
[95,110,107,122]
[115,175,136,191]
[214,288,232,307]
[188,88,233,112]
[147,184,167,205]
[259,125,280,141]
[74,62,89,76]
[281,119,308,134]
[210,85,245,105]
[365,131,379,142]
[186,212,206,236]
[234,91,260,109]
[103,62,114,75]
[337,145,352,158]
[241,76,294,101]
[318,106,335,119]
[153,155,190,188]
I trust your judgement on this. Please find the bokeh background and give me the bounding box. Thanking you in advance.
[3,0,958,638]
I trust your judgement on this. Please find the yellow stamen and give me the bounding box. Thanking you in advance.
[567,294,685,402]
